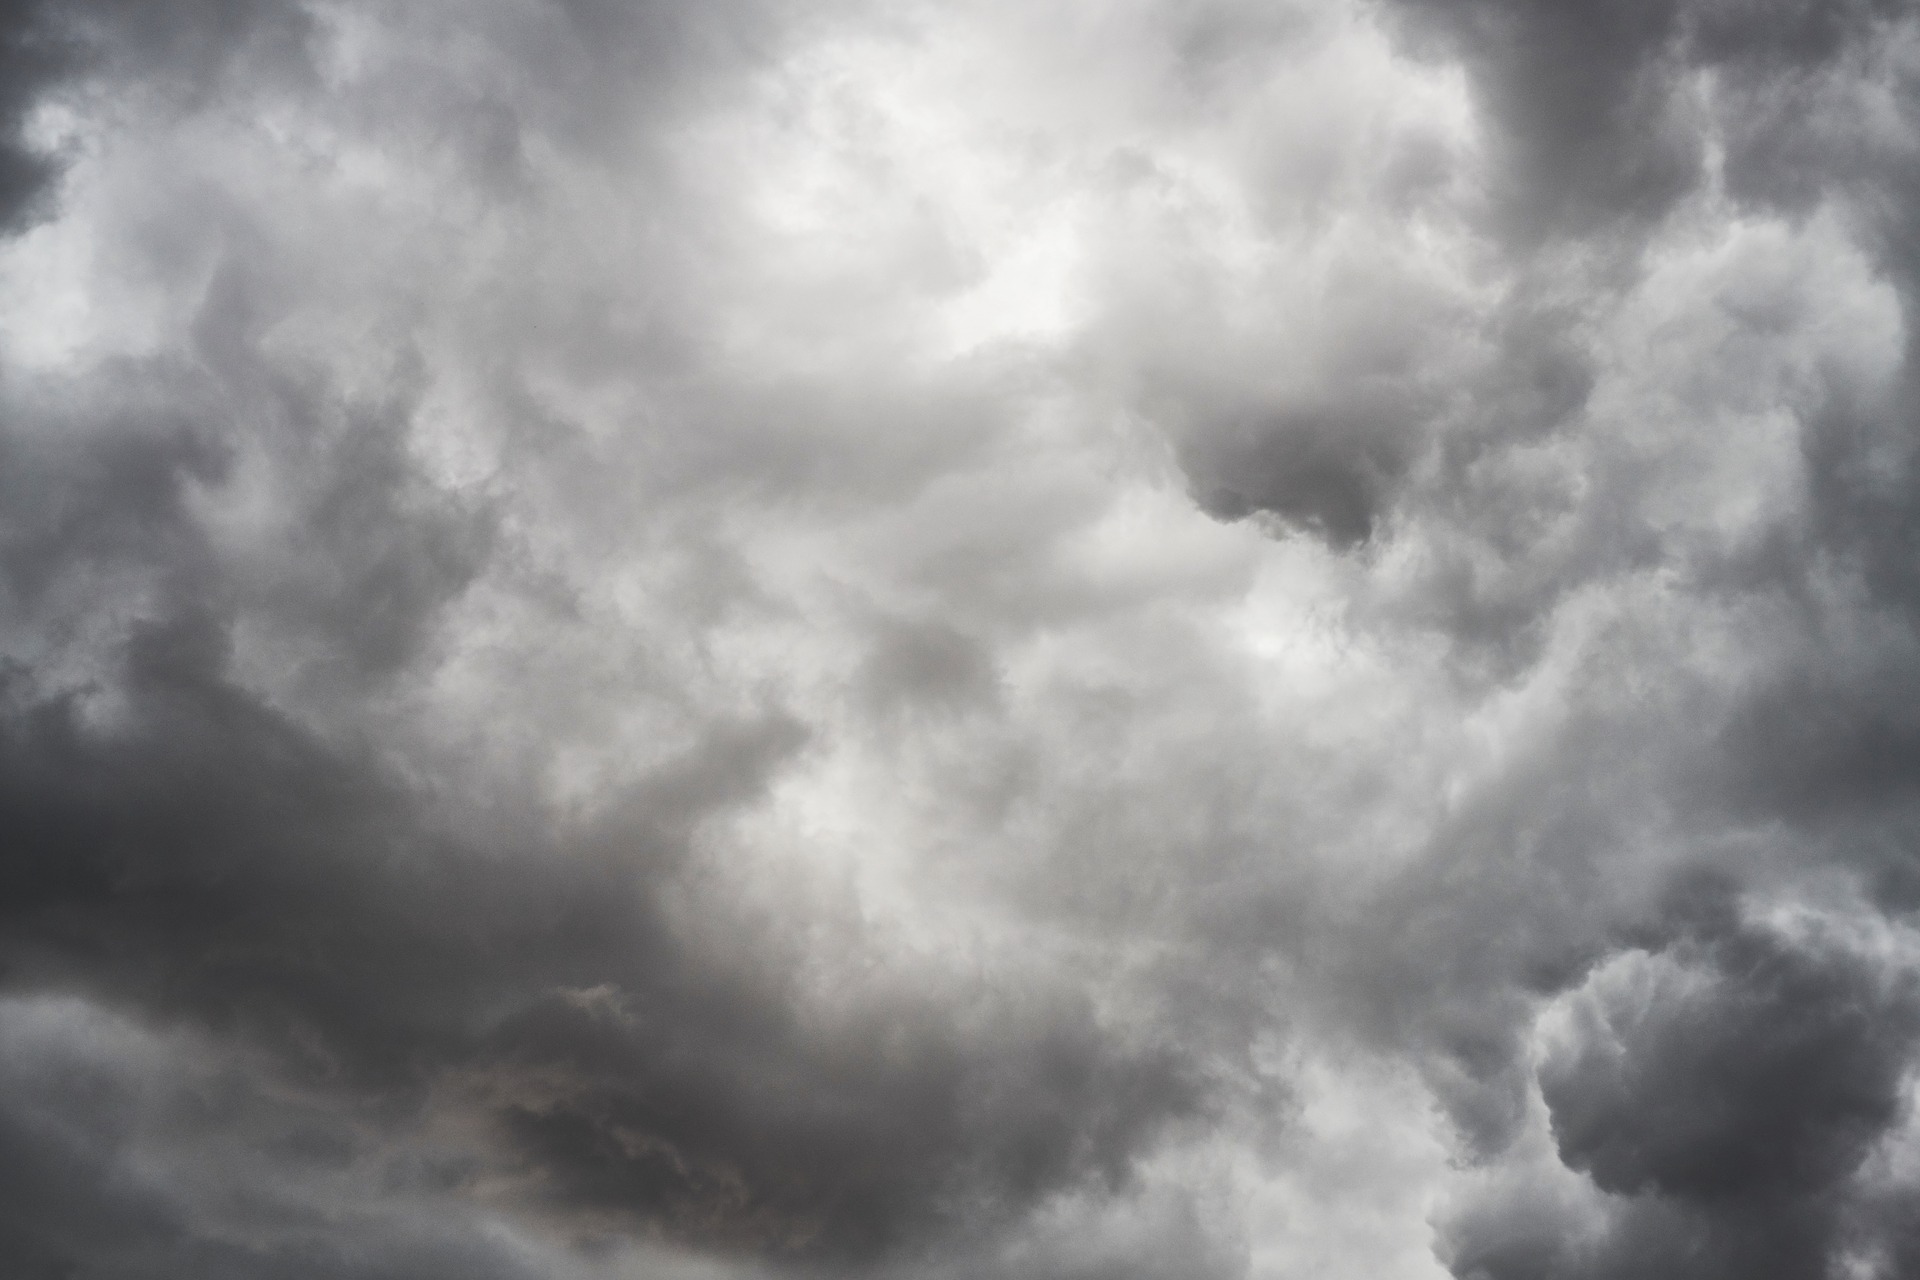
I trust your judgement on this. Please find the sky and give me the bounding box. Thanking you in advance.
[3,1,1920,1277]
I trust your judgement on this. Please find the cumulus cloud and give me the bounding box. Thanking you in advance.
[5,0,1920,1277]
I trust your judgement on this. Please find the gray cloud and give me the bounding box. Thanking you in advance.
[7,0,1920,1277]
[1439,878,1920,1280]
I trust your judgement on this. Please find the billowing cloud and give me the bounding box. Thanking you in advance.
[4,1,1920,1277]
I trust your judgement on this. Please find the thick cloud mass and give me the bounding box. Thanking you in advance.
[6,1,1920,1277]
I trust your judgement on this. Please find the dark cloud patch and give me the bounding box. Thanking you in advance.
[53,0,314,85]
[0,997,566,1280]
[0,0,78,233]
[487,986,1205,1263]
[1794,380,1920,687]
[0,593,1207,1269]
[0,0,316,234]
[1543,922,1913,1204]
[1181,399,1416,548]
[0,374,226,614]
[1696,0,1910,215]
[1384,0,1698,243]
[1436,874,1920,1280]
[858,613,999,719]
[1383,0,1906,245]
[1713,656,1920,828]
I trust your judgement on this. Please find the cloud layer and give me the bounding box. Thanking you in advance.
[4,1,1920,1277]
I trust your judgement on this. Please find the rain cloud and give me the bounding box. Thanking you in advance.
[4,1,1920,1277]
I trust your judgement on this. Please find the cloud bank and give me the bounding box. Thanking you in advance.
[4,1,1920,1276]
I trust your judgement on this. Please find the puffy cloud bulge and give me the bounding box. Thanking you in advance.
[3,0,1920,1276]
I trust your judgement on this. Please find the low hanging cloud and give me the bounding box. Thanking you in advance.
[4,1,1920,1278]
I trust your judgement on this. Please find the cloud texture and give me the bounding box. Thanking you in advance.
[4,1,1920,1276]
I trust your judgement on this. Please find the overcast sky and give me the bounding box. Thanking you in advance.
[4,1,1920,1277]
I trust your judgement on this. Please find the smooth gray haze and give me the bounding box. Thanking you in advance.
[3,1,1920,1277]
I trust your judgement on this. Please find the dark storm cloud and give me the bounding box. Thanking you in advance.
[12,0,1920,1277]
[0,994,573,1280]
[1542,931,1904,1205]
[1385,0,1699,242]
[1383,0,1907,241]
[1138,7,1920,1273]
[1180,397,1423,549]
[0,402,1198,1274]
[0,0,316,229]
[1440,880,1920,1280]
[0,108,1209,1277]
[0,579,1203,1269]
[1336,8,1920,1272]
[0,0,74,231]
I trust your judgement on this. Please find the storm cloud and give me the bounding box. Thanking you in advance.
[4,1,1920,1277]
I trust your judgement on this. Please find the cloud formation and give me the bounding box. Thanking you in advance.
[4,1,1920,1277]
